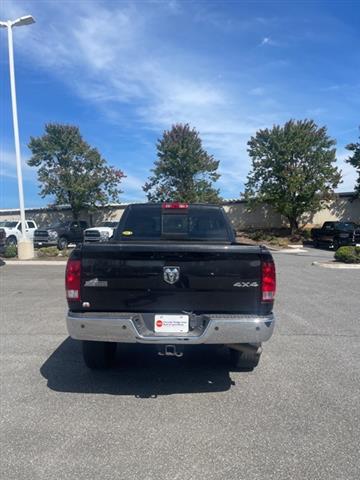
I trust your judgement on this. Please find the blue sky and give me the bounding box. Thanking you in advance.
[1,0,359,209]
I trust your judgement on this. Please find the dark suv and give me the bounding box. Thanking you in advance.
[34,220,88,250]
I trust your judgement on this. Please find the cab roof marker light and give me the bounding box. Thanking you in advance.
[162,202,189,209]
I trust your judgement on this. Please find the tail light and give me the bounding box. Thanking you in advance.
[262,261,276,302]
[162,202,189,209]
[66,259,81,301]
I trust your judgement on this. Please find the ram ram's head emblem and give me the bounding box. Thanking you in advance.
[163,266,180,285]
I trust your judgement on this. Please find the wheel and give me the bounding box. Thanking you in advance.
[82,341,117,369]
[6,236,17,246]
[229,346,261,371]
[333,240,340,251]
[57,236,68,250]
[313,240,319,248]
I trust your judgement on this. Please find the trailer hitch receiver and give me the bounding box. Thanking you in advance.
[158,345,183,357]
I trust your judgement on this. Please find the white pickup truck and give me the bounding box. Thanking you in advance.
[0,220,38,246]
[83,221,118,243]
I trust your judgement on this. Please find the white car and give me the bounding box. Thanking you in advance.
[83,222,118,243]
[1,220,38,246]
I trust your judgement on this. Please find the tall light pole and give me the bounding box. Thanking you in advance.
[0,15,35,259]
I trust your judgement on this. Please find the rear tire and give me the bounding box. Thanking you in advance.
[230,346,261,371]
[82,341,117,369]
[313,240,319,248]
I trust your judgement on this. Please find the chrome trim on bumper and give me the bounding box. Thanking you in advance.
[66,312,275,345]
[34,241,56,246]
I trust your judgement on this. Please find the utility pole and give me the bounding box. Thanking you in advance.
[0,15,35,259]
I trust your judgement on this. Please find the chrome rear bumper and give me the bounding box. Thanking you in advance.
[67,311,275,345]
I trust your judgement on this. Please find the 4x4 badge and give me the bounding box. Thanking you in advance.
[163,266,180,285]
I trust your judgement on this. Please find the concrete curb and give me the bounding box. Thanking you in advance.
[3,260,67,266]
[273,248,308,254]
[312,261,360,269]
[263,246,280,251]
[263,245,307,253]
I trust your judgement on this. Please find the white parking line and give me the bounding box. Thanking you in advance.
[312,261,360,269]
[4,260,67,266]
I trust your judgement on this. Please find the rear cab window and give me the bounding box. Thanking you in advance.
[115,204,232,242]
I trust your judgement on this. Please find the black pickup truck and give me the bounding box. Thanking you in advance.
[34,220,88,250]
[66,203,276,371]
[311,221,360,249]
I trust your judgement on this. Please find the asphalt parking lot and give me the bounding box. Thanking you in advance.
[0,247,359,480]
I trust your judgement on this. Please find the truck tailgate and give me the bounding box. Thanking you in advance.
[78,243,271,315]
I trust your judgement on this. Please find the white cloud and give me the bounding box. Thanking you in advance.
[121,173,146,202]
[260,36,279,47]
[0,149,35,181]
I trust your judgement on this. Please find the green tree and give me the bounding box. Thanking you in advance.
[28,123,125,219]
[346,128,360,196]
[143,123,221,203]
[244,119,341,233]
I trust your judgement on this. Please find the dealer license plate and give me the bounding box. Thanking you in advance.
[154,314,189,333]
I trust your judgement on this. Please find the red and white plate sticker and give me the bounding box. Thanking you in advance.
[154,314,189,333]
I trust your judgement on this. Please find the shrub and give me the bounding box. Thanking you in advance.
[276,238,290,247]
[36,247,71,258]
[245,228,311,247]
[249,230,265,241]
[4,245,17,258]
[334,246,360,264]
[58,248,71,257]
[37,246,60,257]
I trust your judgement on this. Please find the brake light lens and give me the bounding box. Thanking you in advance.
[66,259,81,301]
[162,202,189,209]
[262,261,276,302]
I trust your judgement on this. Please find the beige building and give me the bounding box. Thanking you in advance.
[0,193,359,231]
[223,192,360,230]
